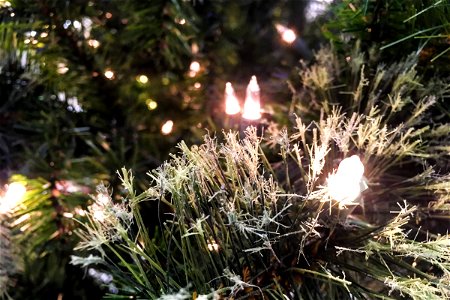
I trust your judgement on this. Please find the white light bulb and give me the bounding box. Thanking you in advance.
[189,61,200,73]
[104,69,114,79]
[73,20,82,30]
[282,29,297,44]
[327,155,367,208]
[137,74,148,84]
[57,63,69,74]
[224,82,241,115]
[207,240,219,252]
[242,76,262,120]
[275,24,297,44]
[161,120,174,135]
[88,39,100,48]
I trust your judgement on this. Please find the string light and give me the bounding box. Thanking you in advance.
[88,39,100,48]
[40,32,48,38]
[57,63,69,74]
[242,75,262,120]
[146,99,157,110]
[104,69,114,80]
[189,61,201,78]
[191,43,199,54]
[194,82,202,89]
[207,239,219,252]
[224,82,241,115]
[275,24,297,44]
[327,155,368,208]
[73,20,82,30]
[161,120,174,135]
[137,74,149,84]
[105,12,112,19]
[0,182,27,214]
[63,20,71,29]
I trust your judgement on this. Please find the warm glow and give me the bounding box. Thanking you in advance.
[242,76,262,120]
[0,182,27,214]
[327,155,367,208]
[207,239,219,252]
[57,63,69,74]
[137,74,149,84]
[190,61,200,73]
[104,69,114,79]
[88,39,100,48]
[146,99,158,110]
[224,82,241,115]
[275,24,297,44]
[161,120,174,135]
[40,32,48,38]
[194,82,202,89]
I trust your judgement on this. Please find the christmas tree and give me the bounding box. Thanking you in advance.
[1,0,449,299]
[1,0,310,298]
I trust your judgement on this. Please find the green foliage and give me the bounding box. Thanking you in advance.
[72,51,450,298]
[1,175,103,299]
[1,0,308,298]
[323,0,450,71]
[290,46,449,219]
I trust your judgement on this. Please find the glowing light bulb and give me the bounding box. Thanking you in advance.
[242,76,262,120]
[194,82,202,89]
[327,155,367,208]
[57,63,69,74]
[137,74,149,84]
[207,239,219,252]
[88,39,100,48]
[40,32,48,38]
[161,120,174,135]
[0,182,27,214]
[275,24,297,44]
[73,20,82,30]
[146,99,157,110]
[104,69,114,79]
[224,82,241,115]
[190,61,200,73]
